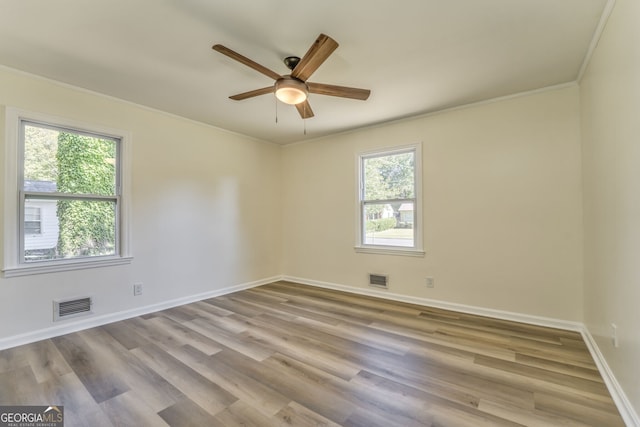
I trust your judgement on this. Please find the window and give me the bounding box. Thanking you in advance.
[24,207,42,235]
[357,144,423,256]
[3,108,132,276]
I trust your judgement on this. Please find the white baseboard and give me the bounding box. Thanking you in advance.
[581,328,640,427]
[0,275,279,351]
[282,275,639,426]
[282,275,583,331]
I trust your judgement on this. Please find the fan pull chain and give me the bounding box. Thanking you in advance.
[275,95,278,124]
[303,103,307,135]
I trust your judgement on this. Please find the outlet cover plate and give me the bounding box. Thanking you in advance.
[133,283,143,296]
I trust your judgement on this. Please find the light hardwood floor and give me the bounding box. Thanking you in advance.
[0,281,626,426]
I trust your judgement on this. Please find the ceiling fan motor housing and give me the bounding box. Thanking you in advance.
[283,56,301,70]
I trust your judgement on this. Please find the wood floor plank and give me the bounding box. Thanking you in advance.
[351,369,481,415]
[101,320,153,350]
[274,401,343,427]
[222,292,299,322]
[148,316,225,355]
[37,372,95,410]
[262,298,346,326]
[344,407,432,427]
[20,339,71,384]
[427,403,526,427]
[183,317,274,361]
[180,303,249,334]
[508,336,598,369]
[418,309,571,348]
[214,349,356,424]
[99,390,169,427]
[514,353,603,382]
[0,281,625,426]
[158,398,227,427]
[214,399,282,427]
[478,398,593,427]
[62,405,113,427]
[398,352,538,411]
[535,392,626,426]
[281,297,382,326]
[39,372,114,427]
[131,343,237,416]
[83,325,185,412]
[244,313,365,380]
[370,319,519,361]
[52,333,130,404]
[167,344,291,417]
[404,346,601,408]
[0,364,43,405]
[204,295,266,318]
[158,306,200,324]
[344,363,518,427]
[474,354,610,397]
[0,345,31,373]
[123,317,200,352]
[293,315,411,355]
[194,299,236,317]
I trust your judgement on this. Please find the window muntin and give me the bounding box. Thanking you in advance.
[19,120,121,264]
[358,145,422,254]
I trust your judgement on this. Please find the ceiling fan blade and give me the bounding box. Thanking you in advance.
[229,86,274,101]
[291,34,338,82]
[295,100,314,119]
[307,82,370,100]
[212,44,281,81]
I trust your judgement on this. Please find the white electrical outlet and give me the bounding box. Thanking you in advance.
[133,283,143,296]
[611,323,619,348]
[426,277,434,288]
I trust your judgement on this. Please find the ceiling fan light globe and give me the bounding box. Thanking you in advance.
[275,77,308,105]
[276,88,307,104]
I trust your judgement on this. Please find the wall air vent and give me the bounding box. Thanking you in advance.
[53,297,93,322]
[369,274,388,289]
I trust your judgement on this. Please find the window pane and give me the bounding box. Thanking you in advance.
[24,206,42,235]
[23,125,58,184]
[24,222,41,235]
[25,206,41,221]
[364,151,414,201]
[363,203,414,247]
[24,198,116,262]
[23,123,117,196]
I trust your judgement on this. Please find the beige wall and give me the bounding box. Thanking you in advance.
[580,0,640,413]
[0,67,282,339]
[282,86,584,321]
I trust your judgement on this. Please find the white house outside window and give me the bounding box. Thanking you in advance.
[357,143,424,256]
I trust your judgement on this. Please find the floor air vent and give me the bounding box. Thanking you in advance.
[369,274,388,289]
[54,297,92,321]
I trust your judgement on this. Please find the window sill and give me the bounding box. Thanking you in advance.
[2,256,133,278]
[354,246,425,257]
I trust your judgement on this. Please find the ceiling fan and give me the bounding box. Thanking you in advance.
[212,34,371,119]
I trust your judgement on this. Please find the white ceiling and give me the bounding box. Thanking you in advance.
[0,0,608,144]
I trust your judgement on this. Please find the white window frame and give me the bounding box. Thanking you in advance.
[355,143,424,257]
[3,107,133,277]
